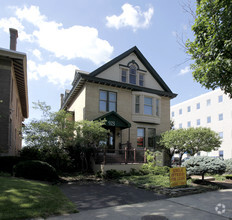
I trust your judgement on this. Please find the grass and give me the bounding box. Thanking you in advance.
[0,176,77,220]
[120,174,171,188]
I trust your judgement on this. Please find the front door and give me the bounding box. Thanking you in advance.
[107,127,115,153]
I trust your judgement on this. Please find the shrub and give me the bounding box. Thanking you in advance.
[224,159,232,174]
[140,165,170,176]
[13,160,58,181]
[182,156,226,180]
[0,156,22,174]
[20,146,41,160]
[104,169,127,179]
[225,174,232,180]
[20,146,74,173]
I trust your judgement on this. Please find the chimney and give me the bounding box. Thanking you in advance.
[9,28,18,51]
[60,93,64,108]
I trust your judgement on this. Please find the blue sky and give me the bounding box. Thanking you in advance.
[0,0,210,120]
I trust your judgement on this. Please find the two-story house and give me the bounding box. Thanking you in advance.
[0,28,29,156]
[61,46,176,167]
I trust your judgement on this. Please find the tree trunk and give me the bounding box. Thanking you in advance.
[202,173,204,181]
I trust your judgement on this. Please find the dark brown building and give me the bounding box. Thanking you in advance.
[0,28,29,156]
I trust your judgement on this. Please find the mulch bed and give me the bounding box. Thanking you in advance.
[58,174,232,198]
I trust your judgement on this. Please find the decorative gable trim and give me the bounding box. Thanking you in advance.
[90,46,173,93]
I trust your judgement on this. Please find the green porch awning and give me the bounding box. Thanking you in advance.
[94,111,131,129]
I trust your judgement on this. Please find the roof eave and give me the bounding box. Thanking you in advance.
[0,48,29,118]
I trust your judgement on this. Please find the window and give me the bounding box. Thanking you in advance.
[179,123,182,129]
[218,95,223,103]
[99,90,117,112]
[187,106,191,112]
[206,99,211,106]
[137,128,145,147]
[207,116,211,123]
[187,121,191,127]
[219,132,223,139]
[135,95,140,113]
[139,74,144,86]
[172,111,174,117]
[219,113,223,121]
[197,119,200,126]
[121,69,127,82]
[148,128,156,148]
[156,99,159,116]
[219,150,224,159]
[144,97,152,115]
[179,109,182,115]
[196,102,200,109]
[129,64,137,84]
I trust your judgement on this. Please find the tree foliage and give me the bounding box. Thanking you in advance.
[159,127,221,165]
[186,0,232,97]
[182,156,226,180]
[22,101,108,172]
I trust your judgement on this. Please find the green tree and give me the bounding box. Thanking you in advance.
[182,156,226,180]
[184,127,221,156]
[23,101,108,171]
[159,129,188,166]
[159,127,221,166]
[186,0,232,97]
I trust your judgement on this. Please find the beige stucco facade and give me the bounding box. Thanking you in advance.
[63,48,176,152]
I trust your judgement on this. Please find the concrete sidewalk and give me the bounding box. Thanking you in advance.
[47,189,232,220]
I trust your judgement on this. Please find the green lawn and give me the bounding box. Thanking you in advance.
[0,176,77,220]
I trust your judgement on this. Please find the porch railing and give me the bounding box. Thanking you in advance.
[95,147,147,165]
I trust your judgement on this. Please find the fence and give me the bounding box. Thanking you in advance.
[95,147,147,165]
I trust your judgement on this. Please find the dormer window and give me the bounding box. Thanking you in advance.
[139,74,144,86]
[121,69,127,82]
[120,60,146,86]
[129,64,137,84]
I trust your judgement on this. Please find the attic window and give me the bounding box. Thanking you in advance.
[120,60,146,86]
[121,69,127,82]
[129,64,137,84]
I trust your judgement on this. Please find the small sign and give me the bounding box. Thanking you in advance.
[108,121,115,126]
[170,167,187,187]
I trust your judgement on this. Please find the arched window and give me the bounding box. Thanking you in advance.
[129,64,137,84]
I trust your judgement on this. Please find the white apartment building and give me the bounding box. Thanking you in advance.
[171,89,232,159]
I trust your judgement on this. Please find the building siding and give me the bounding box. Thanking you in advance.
[171,89,232,159]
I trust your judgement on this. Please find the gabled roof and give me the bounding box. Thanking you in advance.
[0,48,29,118]
[90,46,173,93]
[94,111,131,129]
[61,46,177,110]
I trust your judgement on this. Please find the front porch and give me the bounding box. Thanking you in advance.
[92,146,147,174]
[93,111,149,173]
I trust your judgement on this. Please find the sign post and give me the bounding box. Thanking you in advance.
[170,167,187,187]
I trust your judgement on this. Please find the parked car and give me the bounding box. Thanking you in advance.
[172,157,180,166]
[181,157,191,163]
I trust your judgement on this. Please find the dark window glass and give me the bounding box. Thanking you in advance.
[148,128,156,148]
[137,128,145,147]
[129,64,136,84]
[121,69,127,82]
[99,90,117,112]
[139,74,144,86]
[135,95,140,113]
[144,97,152,115]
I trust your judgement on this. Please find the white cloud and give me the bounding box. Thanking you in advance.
[0,17,33,41]
[0,5,113,65]
[28,60,78,87]
[178,66,191,76]
[28,60,39,80]
[32,49,42,60]
[106,3,154,31]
